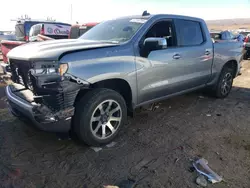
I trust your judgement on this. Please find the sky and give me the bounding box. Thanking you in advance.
[1,0,250,30]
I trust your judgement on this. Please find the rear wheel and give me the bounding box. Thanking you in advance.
[212,66,234,98]
[74,88,127,146]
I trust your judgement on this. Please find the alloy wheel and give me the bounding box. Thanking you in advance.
[221,72,233,95]
[90,99,122,140]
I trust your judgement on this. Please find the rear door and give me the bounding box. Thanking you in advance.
[173,19,213,89]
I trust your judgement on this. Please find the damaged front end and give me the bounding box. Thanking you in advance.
[7,59,88,132]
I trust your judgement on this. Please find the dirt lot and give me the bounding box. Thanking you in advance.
[0,60,250,188]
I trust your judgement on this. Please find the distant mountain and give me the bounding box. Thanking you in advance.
[206,18,250,30]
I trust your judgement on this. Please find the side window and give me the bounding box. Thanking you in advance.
[144,20,176,47]
[175,19,204,46]
[140,20,176,57]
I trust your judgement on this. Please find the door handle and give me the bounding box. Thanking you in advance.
[173,54,181,59]
[205,50,210,55]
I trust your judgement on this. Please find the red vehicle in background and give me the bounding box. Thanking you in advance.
[1,19,70,66]
[68,22,98,39]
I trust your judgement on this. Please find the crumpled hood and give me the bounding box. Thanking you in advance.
[7,39,119,61]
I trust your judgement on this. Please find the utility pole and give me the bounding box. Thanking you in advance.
[70,4,73,22]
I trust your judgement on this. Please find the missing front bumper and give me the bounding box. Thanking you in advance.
[6,85,74,132]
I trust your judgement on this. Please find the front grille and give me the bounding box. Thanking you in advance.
[9,59,33,90]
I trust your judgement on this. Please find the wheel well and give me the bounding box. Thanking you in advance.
[74,79,133,113]
[223,60,238,78]
[92,79,133,110]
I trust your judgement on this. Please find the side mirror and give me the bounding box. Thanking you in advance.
[143,37,167,52]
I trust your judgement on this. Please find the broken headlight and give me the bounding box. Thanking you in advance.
[32,61,58,75]
[32,61,68,76]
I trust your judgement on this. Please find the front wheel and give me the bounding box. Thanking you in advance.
[212,66,234,98]
[74,88,127,146]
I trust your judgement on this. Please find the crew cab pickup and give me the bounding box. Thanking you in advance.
[6,13,242,146]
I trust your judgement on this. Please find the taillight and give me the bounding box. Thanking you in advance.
[244,37,249,43]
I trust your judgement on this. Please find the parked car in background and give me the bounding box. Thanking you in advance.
[0,32,15,46]
[235,33,245,42]
[239,31,250,37]
[0,33,15,54]
[69,22,98,39]
[1,19,71,63]
[29,23,71,42]
[0,33,15,42]
[6,13,242,146]
[210,30,236,41]
[240,31,250,59]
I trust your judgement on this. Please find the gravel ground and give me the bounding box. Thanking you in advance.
[0,61,250,188]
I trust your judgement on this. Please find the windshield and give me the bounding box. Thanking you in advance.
[79,18,148,43]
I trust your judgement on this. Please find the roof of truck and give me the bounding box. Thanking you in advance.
[116,14,204,22]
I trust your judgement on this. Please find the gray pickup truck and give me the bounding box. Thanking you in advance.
[6,13,242,146]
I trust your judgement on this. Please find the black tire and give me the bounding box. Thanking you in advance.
[212,66,234,98]
[73,88,127,146]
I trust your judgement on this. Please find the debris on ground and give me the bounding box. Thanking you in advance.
[149,103,160,111]
[206,114,212,117]
[216,113,222,116]
[90,147,102,152]
[199,96,205,99]
[90,142,117,152]
[104,179,136,188]
[117,179,136,188]
[193,158,223,183]
[106,142,117,148]
[143,103,161,111]
[174,158,180,163]
[196,175,208,187]
[189,166,196,173]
